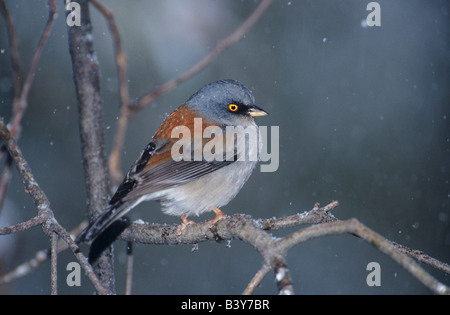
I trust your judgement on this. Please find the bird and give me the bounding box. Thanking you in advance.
[77,79,268,244]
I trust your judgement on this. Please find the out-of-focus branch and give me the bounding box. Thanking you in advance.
[9,0,57,137]
[0,0,22,101]
[50,232,58,295]
[0,221,88,284]
[0,0,56,212]
[0,119,53,224]
[132,0,274,112]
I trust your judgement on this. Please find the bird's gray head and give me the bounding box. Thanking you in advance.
[185,79,267,125]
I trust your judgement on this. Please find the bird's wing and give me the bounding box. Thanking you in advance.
[109,138,236,206]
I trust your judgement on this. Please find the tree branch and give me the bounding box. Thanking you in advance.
[66,0,114,294]
[0,215,47,235]
[117,201,449,295]
[0,0,22,101]
[50,232,58,295]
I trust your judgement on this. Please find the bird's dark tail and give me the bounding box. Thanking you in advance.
[76,201,134,244]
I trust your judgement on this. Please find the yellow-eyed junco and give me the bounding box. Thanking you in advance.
[77,79,268,243]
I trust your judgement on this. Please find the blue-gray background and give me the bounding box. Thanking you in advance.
[0,0,448,294]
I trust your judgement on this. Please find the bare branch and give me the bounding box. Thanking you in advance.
[0,249,49,284]
[125,241,133,295]
[117,202,449,295]
[0,215,47,235]
[243,264,271,295]
[0,221,88,284]
[277,218,449,295]
[51,223,109,295]
[0,119,53,222]
[10,0,57,137]
[66,0,115,293]
[393,242,450,275]
[50,232,58,295]
[0,117,109,293]
[260,201,338,230]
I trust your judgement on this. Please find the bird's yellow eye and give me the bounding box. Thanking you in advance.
[228,104,238,112]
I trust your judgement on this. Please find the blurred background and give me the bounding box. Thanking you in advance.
[0,0,448,294]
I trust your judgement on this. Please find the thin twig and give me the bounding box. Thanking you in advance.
[0,119,53,223]
[277,218,449,295]
[51,223,109,295]
[0,152,13,212]
[9,0,56,137]
[50,232,58,295]
[125,241,133,295]
[0,221,88,284]
[243,264,271,295]
[0,118,107,294]
[0,215,47,235]
[260,202,338,230]
[90,0,130,184]
[0,249,49,284]
[0,0,22,101]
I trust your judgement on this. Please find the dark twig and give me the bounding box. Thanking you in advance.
[51,222,108,295]
[125,241,133,295]
[393,242,450,275]
[0,221,88,284]
[0,0,22,102]
[243,263,271,295]
[0,152,13,212]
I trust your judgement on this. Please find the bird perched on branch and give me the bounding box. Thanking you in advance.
[77,79,268,244]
